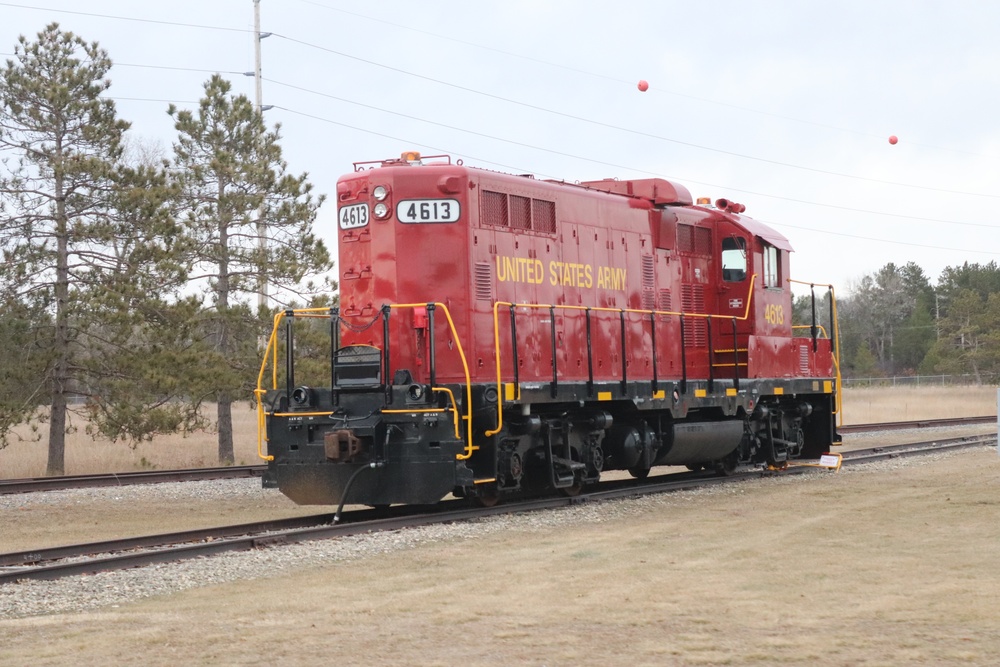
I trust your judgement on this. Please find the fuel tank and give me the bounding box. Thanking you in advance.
[653,420,744,466]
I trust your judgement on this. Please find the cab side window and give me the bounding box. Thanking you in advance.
[721,237,747,282]
[763,242,781,288]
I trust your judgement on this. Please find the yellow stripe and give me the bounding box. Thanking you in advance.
[597,391,613,401]
[695,389,707,398]
[823,380,833,393]
[504,382,517,401]
[653,389,665,399]
[474,478,497,484]
[774,387,785,395]
[726,388,737,396]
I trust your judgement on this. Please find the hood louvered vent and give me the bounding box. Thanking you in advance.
[475,261,494,301]
[681,283,707,347]
[641,255,656,311]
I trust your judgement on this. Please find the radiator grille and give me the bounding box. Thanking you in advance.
[481,190,508,227]
[480,190,556,233]
[677,224,712,255]
[532,199,556,232]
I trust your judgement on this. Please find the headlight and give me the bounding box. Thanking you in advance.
[372,185,388,201]
[373,202,389,218]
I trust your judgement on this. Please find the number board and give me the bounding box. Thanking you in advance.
[339,203,369,230]
[396,199,461,224]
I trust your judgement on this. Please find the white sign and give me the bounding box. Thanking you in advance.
[339,203,369,230]
[396,198,461,224]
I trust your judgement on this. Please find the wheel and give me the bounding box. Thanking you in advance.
[560,482,583,497]
[474,492,500,507]
[714,452,739,476]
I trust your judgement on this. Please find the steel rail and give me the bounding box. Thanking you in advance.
[0,465,266,495]
[3,436,994,585]
[838,416,995,434]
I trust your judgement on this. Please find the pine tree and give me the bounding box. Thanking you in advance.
[169,75,332,464]
[0,25,193,473]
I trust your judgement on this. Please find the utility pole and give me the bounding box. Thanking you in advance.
[248,0,273,321]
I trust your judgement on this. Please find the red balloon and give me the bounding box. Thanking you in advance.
[888,135,898,145]
[637,80,649,92]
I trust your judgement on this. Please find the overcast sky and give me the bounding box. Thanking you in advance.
[3,0,998,296]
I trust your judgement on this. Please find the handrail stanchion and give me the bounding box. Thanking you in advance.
[731,317,740,391]
[284,309,295,404]
[330,307,340,406]
[706,316,714,394]
[427,303,437,389]
[381,305,392,405]
[650,311,658,395]
[810,283,818,353]
[585,307,594,397]
[509,305,519,393]
[619,309,627,396]
[549,305,558,398]
[679,314,688,395]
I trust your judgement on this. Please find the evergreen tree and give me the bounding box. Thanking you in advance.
[169,75,332,464]
[0,25,193,473]
[931,289,1000,383]
[936,261,1000,316]
[839,262,934,376]
[0,297,52,449]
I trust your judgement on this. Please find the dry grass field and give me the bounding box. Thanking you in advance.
[0,386,996,479]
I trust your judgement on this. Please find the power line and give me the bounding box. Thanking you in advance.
[5,2,995,197]
[767,221,1000,257]
[115,61,245,77]
[0,2,252,34]
[270,31,1000,199]
[266,78,999,231]
[272,105,1000,259]
[294,0,1000,162]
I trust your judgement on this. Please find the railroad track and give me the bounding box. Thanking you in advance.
[837,415,996,434]
[2,433,993,585]
[0,465,266,495]
[2,415,994,496]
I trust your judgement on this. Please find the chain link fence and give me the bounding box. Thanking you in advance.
[842,374,1000,388]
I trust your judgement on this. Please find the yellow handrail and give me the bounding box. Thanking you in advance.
[486,276,759,437]
[787,279,843,425]
[381,388,462,440]
[255,303,478,462]
[255,307,336,462]
[792,324,829,338]
[388,303,477,459]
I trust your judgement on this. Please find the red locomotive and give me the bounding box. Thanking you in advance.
[256,152,842,507]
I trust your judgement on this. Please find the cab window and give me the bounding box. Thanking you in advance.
[763,242,781,288]
[721,237,747,282]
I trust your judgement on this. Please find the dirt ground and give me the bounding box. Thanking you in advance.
[3,445,1000,666]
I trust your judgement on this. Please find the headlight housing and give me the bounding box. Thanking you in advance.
[372,185,388,201]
